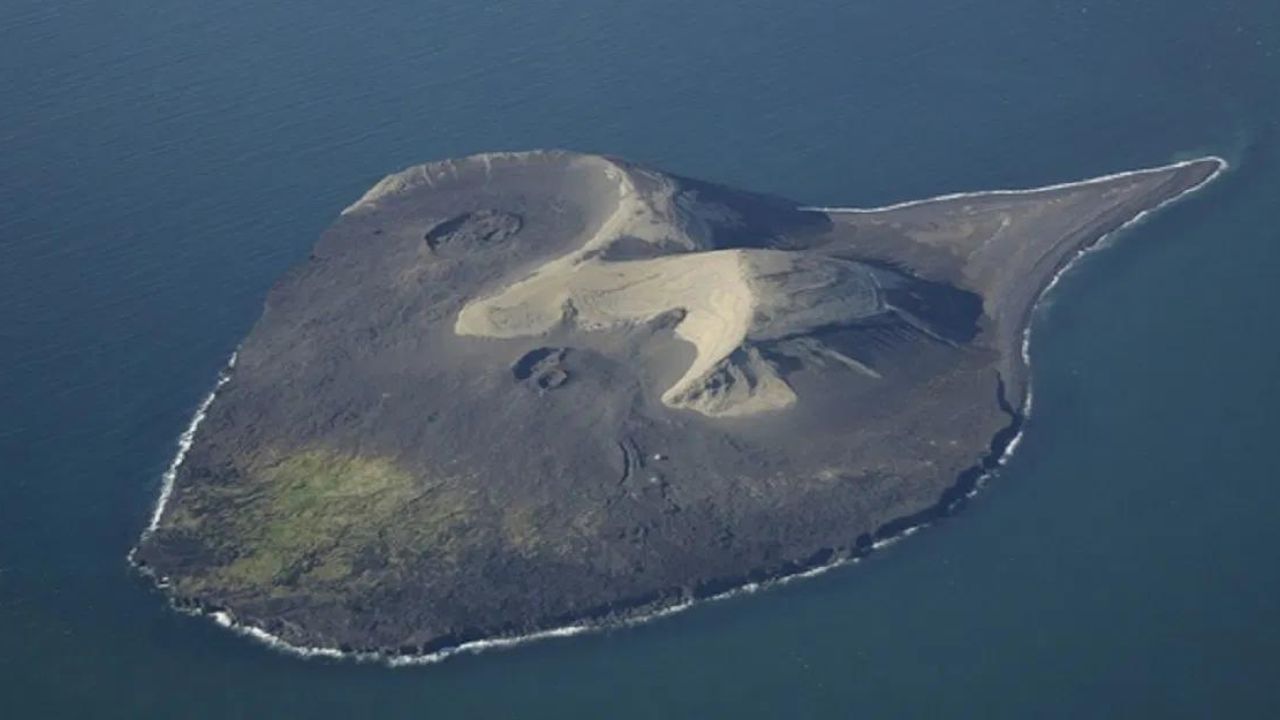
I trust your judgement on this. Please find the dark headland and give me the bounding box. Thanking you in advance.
[132,150,1224,659]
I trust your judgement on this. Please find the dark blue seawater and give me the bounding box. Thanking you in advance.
[2,1,1277,716]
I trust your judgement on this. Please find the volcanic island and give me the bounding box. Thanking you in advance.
[133,150,1224,659]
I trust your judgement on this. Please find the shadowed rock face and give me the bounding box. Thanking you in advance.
[134,149,1224,655]
[425,209,522,252]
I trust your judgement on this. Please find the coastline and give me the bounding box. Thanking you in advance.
[143,353,238,535]
[800,155,1227,215]
[130,154,1229,667]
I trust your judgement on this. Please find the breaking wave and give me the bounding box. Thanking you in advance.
[141,351,238,536]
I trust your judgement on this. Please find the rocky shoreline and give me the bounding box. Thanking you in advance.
[132,374,1022,664]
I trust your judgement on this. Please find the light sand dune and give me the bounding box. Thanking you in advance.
[455,183,892,416]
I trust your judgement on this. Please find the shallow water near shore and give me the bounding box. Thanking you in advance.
[2,0,1278,717]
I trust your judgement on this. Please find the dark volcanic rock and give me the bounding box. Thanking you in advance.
[424,209,522,251]
[134,149,1223,654]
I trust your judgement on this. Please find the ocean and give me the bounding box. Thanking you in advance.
[1,0,1277,716]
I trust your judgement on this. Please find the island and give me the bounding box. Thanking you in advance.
[131,150,1225,660]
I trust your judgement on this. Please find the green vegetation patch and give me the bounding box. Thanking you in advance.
[175,448,478,596]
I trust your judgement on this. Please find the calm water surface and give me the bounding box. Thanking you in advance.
[1,1,1277,716]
